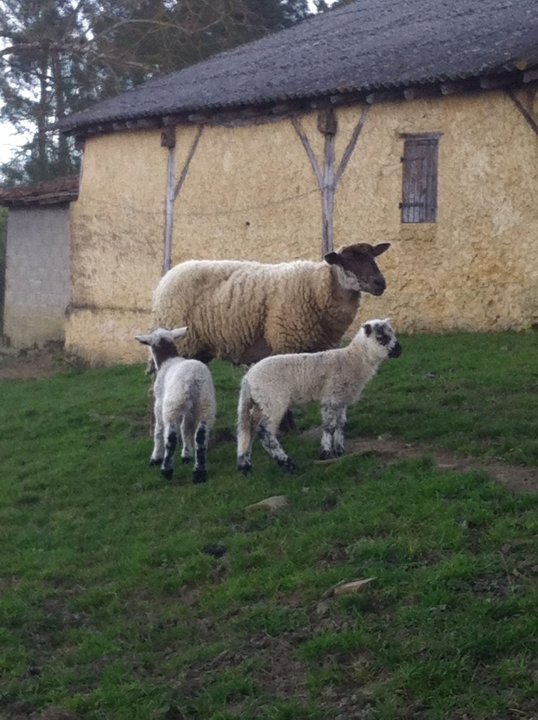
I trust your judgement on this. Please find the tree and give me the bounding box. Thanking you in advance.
[0,0,315,186]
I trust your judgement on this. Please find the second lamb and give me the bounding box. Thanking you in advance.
[237,318,401,473]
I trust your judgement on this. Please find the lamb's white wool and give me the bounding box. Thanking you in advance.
[152,243,390,365]
[135,327,216,483]
[236,319,401,473]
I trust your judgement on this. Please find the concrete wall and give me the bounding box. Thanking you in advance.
[66,88,538,365]
[4,205,71,348]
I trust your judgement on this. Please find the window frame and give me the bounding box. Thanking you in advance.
[399,132,442,224]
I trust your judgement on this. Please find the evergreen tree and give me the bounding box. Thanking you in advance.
[0,0,317,186]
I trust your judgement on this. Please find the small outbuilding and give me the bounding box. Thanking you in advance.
[0,176,78,349]
[60,0,538,365]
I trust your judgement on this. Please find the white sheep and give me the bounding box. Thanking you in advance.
[135,327,216,483]
[236,318,401,473]
[152,243,390,365]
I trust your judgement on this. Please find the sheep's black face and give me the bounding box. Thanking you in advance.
[325,242,390,296]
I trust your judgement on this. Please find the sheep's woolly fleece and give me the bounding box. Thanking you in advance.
[152,259,360,364]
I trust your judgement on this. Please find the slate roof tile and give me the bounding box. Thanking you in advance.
[60,0,538,134]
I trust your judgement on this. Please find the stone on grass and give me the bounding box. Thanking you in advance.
[245,495,289,514]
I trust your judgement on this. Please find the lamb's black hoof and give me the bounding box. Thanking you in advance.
[181,456,192,465]
[149,457,163,466]
[278,458,296,473]
[319,450,333,461]
[161,467,174,480]
[237,462,252,476]
[192,468,207,484]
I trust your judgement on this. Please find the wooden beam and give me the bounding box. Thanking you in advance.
[163,145,176,275]
[507,88,538,138]
[162,114,183,126]
[523,68,538,84]
[440,82,469,95]
[403,86,437,101]
[335,106,369,184]
[134,117,161,129]
[160,125,176,148]
[317,107,337,135]
[366,89,402,104]
[479,74,520,89]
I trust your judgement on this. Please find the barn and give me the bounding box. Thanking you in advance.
[59,0,538,365]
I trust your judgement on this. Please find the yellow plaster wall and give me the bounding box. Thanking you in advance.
[67,89,537,364]
[333,91,538,333]
[66,130,167,363]
[171,116,322,264]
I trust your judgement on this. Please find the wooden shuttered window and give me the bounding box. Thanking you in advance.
[400,134,440,223]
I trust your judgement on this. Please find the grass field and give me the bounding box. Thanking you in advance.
[1,331,537,719]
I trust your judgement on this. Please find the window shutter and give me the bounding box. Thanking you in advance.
[400,136,439,223]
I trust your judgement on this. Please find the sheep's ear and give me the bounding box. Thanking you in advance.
[364,323,372,337]
[135,334,152,346]
[324,251,341,265]
[372,243,390,257]
[170,326,188,341]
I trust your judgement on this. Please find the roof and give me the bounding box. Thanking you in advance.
[61,0,538,135]
[0,176,79,207]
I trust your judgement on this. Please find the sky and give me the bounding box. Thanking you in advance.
[0,118,27,165]
[0,0,337,168]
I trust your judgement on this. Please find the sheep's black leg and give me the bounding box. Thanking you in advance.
[236,382,257,474]
[150,403,165,466]
[320,404,346,459]
[237,420,254,473]
[161,425,177,480]
[332,406,347,457]
[180,415,194,464]
[193,421,208,484]
[237,408,256,475]
[257,417,296,472]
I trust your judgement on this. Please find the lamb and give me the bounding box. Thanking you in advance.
[152,242,390,365]
[135,327,216,483]
[236,318,401,474]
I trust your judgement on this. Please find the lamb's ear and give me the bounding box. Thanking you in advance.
[372,243,391,257]
[324,251,341,265]
[135,334,152,346]
[170,326,188,341]
[363,323,372,337]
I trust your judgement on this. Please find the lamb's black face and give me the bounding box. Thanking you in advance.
[363,320,402,358]
[389,341,402,358]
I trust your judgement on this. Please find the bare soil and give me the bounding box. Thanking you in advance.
[0,343,84,380]
[331,436,538,495]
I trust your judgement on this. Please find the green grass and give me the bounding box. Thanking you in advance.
[0,331,537,719]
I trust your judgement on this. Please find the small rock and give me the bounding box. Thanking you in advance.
[315,599,331,617]
[322,577,376,599]
[245,495,288,514]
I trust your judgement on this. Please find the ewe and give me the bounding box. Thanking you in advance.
[152,242,390,365]
[135,327,216,483]
[236,318,401,473]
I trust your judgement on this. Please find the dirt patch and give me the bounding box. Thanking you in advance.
[342,436,538,495]
[0,343,84,380]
